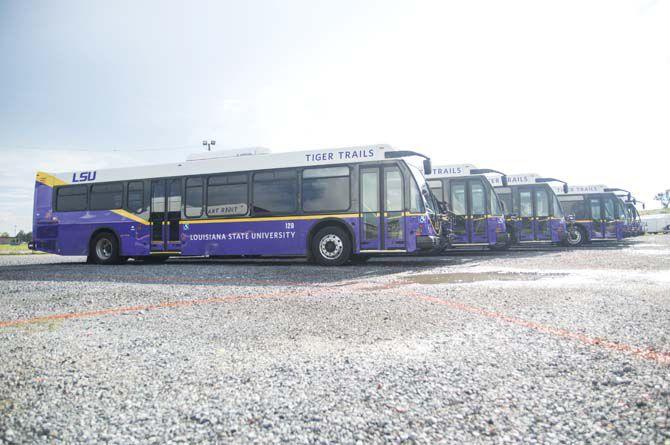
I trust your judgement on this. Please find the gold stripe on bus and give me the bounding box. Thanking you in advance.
[181,213,358,225]
[36,171,66,187]
[112,209,151,225]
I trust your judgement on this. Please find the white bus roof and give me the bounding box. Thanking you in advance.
[562,184,608,194]
[45,144,411,185]
[426,164,477,178]
[488,173,540,187]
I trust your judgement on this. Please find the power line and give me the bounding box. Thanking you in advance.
[0,144,200,153]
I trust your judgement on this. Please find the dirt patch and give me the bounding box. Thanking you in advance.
[406,272,562,284]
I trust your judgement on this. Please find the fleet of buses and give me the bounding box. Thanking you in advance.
[30,144,646,265]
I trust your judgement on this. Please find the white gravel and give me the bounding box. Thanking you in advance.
[1,236,669,444]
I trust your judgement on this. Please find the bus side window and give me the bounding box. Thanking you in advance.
[589,198,602,220]
[535,188,549,217]
[128,181,144,213]
[603,198,615,220]
[56,185,88,212]
[252,170,298,215]
[450,182,466,215]
[559,196,586,219]
[427,180,443,203]
[470,181,486,215]
[207,174,249,217]
[519,190,533,217]
[185,178,203,217]
[302,167,350,212]
[384,167,403,212]
[498,191,512,215]
[90,183,123,211]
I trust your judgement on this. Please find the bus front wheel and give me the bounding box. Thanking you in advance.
[311,226,352,266]
[565,226,586,247]
[89,232,121,265]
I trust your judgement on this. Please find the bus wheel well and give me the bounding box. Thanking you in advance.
[307,219,355,254]
[88,228,121,257]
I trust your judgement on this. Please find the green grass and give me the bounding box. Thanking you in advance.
[641,208,670,216]
[0,243,44,255]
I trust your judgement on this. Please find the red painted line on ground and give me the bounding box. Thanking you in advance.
[0,289,319,329]
[0,273,320,287]
[409,291,670,366]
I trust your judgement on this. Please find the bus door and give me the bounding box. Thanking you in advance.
[468,179,488,243]
[603,196,618,239]
[359,165,405,250]
[150,178,182,252]
[517,187,534,241]
[534,187,552,241]
[588,196,604,239]
[448,179,469,243]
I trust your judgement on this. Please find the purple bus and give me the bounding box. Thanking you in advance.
[604,188,645,237]
[488,174,569,246]
[426,165,510,250]
[30,145,444,266]
[556,185,626,246]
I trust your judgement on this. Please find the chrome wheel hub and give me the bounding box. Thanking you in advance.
[319,234,343,260]
[96,238,113,260]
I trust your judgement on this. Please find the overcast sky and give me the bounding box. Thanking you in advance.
[1,0,668,233]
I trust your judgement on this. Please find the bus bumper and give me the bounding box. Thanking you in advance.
[416,235,441,250]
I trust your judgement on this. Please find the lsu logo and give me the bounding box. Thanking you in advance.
[72,171,97,182]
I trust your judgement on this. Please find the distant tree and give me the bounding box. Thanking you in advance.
[655,190,670,209]
[15,230,31,243]
[0,232,9,237]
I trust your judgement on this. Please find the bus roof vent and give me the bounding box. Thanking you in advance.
[187,147,271,161]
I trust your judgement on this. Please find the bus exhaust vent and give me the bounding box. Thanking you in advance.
[187,147,271,161]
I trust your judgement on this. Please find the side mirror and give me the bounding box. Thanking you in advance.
[563,184,569,194]
[423,159,432,175]
[501,175,509,187]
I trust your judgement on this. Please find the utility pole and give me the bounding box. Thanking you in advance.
[202,140,216,151]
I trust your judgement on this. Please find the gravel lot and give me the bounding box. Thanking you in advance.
[1,236,669,444]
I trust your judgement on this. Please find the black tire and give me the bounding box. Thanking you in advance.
[565,226,587,247]
[89,232,121,265]
[311,226,352,266]
[350,254,371,264]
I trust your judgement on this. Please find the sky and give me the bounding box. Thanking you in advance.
[1,0,669,234]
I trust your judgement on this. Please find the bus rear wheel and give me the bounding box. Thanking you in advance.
[311,226,352,266]
[89,232,121,265]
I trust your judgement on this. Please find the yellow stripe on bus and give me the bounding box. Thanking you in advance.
[113,209,151,225]
[36,171,66,187]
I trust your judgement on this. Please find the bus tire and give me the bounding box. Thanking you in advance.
[90,231,121,265]
[565,226,586,247]
[311,226,352,266]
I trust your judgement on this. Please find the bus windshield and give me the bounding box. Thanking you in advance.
[483,180,503,215]
[552,193,564,218]
[408,163,437,214]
